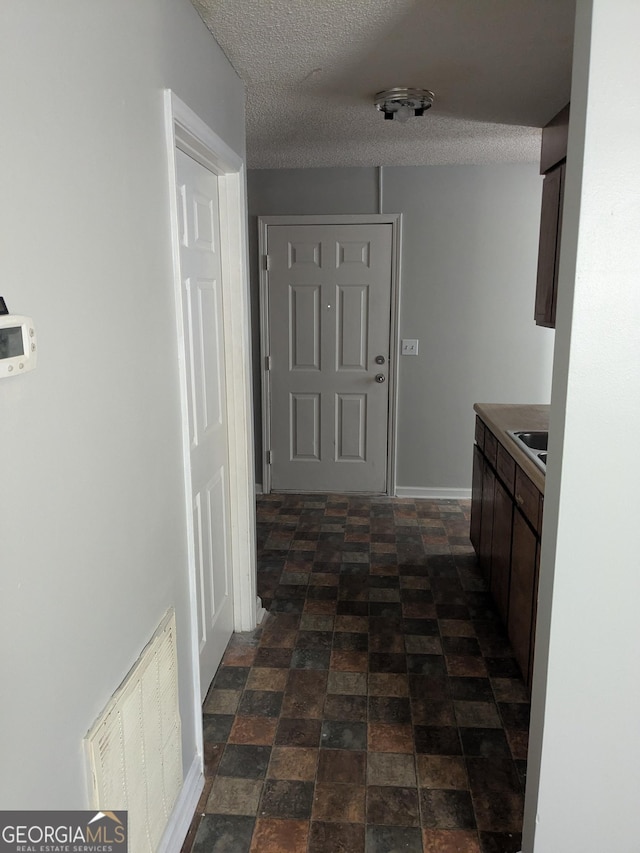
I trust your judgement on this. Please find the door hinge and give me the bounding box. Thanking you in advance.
[263,254,271,271]
[266,450,272,465]
[264,355,272,371]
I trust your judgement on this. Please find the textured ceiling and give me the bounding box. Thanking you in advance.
[191,0,575,169]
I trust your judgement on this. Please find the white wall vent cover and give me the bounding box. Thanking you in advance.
[85,609,183,853]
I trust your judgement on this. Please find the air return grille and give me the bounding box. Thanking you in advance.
[85,609,183,853]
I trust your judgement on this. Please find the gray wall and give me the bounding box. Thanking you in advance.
[248,164,554,492]
[0,0,245,807]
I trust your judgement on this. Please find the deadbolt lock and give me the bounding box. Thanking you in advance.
[375,355,386,365]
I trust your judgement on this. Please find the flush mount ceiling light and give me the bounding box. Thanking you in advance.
[375,87,435,123]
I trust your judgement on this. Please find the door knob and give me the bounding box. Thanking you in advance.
[375,355,386,365]
[375,373,386,383]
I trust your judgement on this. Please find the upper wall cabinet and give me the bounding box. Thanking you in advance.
[535,103,570,329]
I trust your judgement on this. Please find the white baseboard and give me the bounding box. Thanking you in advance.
[158,753,204,853]
[395,486,472,500]
[256,484,470,501]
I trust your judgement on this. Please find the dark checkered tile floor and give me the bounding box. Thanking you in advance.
[181,495,529,853]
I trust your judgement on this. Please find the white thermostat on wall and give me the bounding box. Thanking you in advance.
[0,311,37,378]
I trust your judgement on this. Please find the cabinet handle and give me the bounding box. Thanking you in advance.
[515,494,524,506]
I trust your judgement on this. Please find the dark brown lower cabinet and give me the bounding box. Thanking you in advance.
[471,415,543,691]
[491,479,513,623]
[478,459,495,583]
[508,509,538,685]
[470,443,483,553]
[529,546,541,683]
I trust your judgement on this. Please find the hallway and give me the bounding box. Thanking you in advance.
[183,494,529,853]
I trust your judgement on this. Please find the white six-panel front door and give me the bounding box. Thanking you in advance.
[176,149,234,700]
[267,223,393,493]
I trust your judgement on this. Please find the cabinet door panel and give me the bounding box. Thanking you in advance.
[491,478,513,623]
[529,545,541,686]
[474,416,485,452]
[509,510,538,686]
[478,460,495,583]
[535,164,564,328]
[470,443,483,554]
[540,103,570,174]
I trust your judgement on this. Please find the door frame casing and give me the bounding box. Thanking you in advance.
[258,214,402,496]
[164,90,260,732]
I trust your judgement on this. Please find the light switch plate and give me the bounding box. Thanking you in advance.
[401,339,419,355]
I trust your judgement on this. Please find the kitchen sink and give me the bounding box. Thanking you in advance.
[507,430,548,472]
[512,431,548,451]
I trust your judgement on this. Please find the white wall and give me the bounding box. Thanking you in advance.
[0,1,245,808]
[524,1,640,849]
[248,165,554,492]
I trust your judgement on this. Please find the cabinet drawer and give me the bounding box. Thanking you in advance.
[484,430,498,468]
[475,417,485,452]
[514,467,540,531]
[496,444,516,494]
